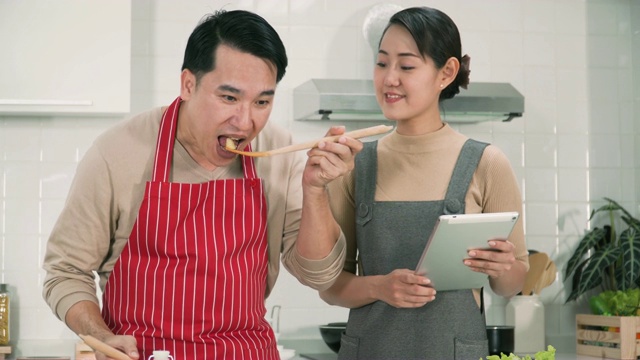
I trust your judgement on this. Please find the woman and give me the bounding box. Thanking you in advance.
[320,7,528,360]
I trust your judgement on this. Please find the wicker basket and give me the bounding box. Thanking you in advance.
[576,314,640,359]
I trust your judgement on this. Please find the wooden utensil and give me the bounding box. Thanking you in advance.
[534,260,557,295]
[522,252,549,296]
[225,124,394,157]
[78,334,133,360]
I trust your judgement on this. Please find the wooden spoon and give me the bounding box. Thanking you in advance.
[79,334,133,360]
[225,124,394,157]
[534,260,557,295]
[522,252,549,296]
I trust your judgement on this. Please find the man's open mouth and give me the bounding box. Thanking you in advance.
[219,136,243,151]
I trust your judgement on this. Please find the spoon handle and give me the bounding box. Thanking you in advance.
[79,334,133,360]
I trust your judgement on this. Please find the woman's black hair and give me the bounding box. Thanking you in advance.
[383,7,470,101]
[181,9,287,84]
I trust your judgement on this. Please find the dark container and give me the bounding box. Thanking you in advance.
[319,322,347,353]
[486,325,515,356]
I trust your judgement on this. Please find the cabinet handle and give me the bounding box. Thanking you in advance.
[0,99,93,106]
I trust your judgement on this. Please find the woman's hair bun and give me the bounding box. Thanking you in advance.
[458,54,471,89]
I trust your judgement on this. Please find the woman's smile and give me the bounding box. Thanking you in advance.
[384,92,405,103]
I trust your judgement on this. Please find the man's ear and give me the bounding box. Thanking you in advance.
[180,69,196,100]
[439,57,460,89]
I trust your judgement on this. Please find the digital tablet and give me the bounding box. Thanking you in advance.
[414,212,519,291]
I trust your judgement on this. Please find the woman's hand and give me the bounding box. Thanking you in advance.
[302,126,363,190]
[463,238,516,279]
[373,269,436,308]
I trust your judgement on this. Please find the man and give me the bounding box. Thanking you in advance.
[42,10,359,359]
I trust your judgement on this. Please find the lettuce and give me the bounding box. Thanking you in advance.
[481,345,556,360]
[590,289,640,316]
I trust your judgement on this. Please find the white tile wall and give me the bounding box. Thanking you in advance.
[0,0,638,356]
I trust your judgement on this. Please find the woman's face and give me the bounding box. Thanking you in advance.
[374,24,444,126]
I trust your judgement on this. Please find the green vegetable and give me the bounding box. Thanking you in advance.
[533,345,557,360]
[590,289,640,316]
[589,295,611,316]
[480,345,556,360]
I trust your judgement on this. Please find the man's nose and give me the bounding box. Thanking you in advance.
[231,103,252,129]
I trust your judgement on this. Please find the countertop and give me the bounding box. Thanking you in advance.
[279,339,625,360]
[3,338,620,360]
[289,353,625,360]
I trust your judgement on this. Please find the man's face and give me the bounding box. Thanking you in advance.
[178,44,278,170]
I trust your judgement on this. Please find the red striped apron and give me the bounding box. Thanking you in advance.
[101,97,278,359]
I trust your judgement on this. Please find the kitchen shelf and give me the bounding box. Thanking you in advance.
[0,0,131,115]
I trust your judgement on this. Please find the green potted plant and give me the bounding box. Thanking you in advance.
[565,197,640,304]
[565,198,640,358]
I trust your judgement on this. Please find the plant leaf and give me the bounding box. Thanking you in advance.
[617,226,640,290]
[590,201,618,220]
[565,227,607,280]
[566,260,589,303]
[566,245,621,302]
[604,198,639,226]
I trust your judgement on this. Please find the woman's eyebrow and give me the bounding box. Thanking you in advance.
[378,49,420,58]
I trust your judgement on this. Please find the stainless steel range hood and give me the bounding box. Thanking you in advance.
[293,79,524,123]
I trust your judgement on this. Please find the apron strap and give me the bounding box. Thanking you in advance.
[355,141,378,206]
[442,139,488,214]
[152,97,181,182]
[354,141,378,225]
[241,144,258,179]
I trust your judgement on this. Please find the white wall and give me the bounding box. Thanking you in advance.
[0,0,637,356]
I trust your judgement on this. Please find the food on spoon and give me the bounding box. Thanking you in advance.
[225,138,238,150]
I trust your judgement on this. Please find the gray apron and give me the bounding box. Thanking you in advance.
[338,139,490,360]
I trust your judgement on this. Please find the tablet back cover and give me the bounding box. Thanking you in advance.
[414,212,519,291]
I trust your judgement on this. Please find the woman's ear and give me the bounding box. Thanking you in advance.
[439,57,460,89]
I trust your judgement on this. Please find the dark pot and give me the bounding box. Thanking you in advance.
[486,325,514,356]
[319,322,347,353]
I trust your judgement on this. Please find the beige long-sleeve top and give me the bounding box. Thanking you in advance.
[328,124,528,290]
[42,106,346,323]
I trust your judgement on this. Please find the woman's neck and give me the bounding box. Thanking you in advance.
[395,116,444,136]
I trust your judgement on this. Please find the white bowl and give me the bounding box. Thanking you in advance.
[278,346,296,360]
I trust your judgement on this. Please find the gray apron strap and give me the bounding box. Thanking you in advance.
[443,139,489,215]
[354,141,378,227]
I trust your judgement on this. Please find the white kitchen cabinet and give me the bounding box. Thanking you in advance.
[0,0,131,115]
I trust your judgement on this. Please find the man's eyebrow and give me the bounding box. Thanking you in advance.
[218,84,241,94]
[218,84,275,97]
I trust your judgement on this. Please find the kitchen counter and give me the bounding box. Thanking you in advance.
[289,353,625,360]
[280,339,625,360]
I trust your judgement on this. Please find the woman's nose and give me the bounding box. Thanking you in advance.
[383,69,400,87]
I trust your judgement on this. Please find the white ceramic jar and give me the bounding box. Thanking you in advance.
[505,294,545,354]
